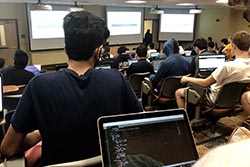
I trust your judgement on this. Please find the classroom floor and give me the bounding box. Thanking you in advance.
[193,112,245,157]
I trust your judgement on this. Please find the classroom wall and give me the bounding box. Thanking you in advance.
[0,3,249,65]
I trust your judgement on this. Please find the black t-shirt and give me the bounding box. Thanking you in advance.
[11,68,143,166]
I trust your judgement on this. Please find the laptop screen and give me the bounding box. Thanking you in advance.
[198,54,225,72]
[98,109,198,167]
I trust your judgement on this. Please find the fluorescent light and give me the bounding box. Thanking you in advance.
[176,3,195,6]
[216,0,228,3]
[125,0,147,4]
[69,2,84,12]
[35,0,52,10]
[69,7,84,12]
[35,4,52,10]
[189,8,202,14]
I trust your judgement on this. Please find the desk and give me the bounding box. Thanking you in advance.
[3,86,19,94]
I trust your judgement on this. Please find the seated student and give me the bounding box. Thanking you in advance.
[125,45,154,78]
[222,35,234,60]
[146,42,157,59]
[1,50,34,85]
[190,37,211,77]
[149,38,191,90]
[175,30,250,110]
[241,91,250,117]
[207,41,217,54]
[0,11,143,166]
[218,38,228,54]
[111,46,132,69]
[0,58,5,69]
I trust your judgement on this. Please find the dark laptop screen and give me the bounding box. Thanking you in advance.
[98,110,198,167]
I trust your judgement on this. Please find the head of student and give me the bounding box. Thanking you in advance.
[63,11,110,61]
[193,37,208,54]
[136,45,147,58]
[14,50,29,69]
[231,30,250,53]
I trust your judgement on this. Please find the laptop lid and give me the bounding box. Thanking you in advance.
[198,54,225,72]
[95,64,111,70]
[152,59,164,72]
[128,59,138,66]
[98,109,198,167]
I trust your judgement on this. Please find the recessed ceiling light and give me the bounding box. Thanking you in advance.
[125,0,147,4]
[216,0,228,3]
[176,3,195,6]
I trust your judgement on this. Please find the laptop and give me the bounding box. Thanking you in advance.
[198,54,226,72]
[95,64,111,70]
[25,65,41,75]
[150,52,160,60]
[98,109,198,167]
[128,59,138,66]
[152,59,164,72]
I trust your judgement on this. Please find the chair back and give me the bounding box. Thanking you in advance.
[159,76,183,98]
[214,82,248,108]
[128,72,151,96]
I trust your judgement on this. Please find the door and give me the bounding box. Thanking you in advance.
[0,19,19,67]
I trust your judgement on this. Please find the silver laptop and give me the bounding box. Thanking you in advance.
[128,59,138,66]
[98,109,198,167]
[152,59,164,72]
[198,54,226,72]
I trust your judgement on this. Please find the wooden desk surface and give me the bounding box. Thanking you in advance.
[3,86,19,94]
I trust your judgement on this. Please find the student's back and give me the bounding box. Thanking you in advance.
[1,50,34,85]
[21,68,141,165]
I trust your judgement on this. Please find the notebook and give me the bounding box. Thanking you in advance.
[152,59,164,72]
[98,109,198,167]
[198,54,226,72]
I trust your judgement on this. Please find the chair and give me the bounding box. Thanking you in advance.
[141,77,154,111]
[44,155,102,167]
[152,76,184,109]
[188,82,248,132]
[128,72,151,97]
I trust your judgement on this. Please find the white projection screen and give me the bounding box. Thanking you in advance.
[158,10,195,41]
[26,4,69,51]
[106,6,144,45]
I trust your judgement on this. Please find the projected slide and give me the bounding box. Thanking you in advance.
[160,14,194,33]
[30,11,69,39]
[107,11,141,36]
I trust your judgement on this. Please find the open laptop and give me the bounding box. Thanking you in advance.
[128,59,138,66]
[198,54,226,72]
[95,64,111,70]
[98,109,198,167]
[152,59,164,72]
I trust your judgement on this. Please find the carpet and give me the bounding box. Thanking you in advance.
[193,113,245,157]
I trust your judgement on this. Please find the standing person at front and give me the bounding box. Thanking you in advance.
[0,11,143,166]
